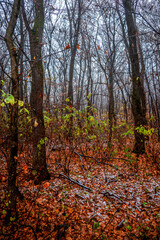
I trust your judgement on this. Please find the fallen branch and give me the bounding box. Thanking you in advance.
[106,178,118,185]
[74,151,85,173]
[101,190,124,202]
[116,218,125,230]
[74,152,118,169]
[105,157,133,163]
[59,173,93,192]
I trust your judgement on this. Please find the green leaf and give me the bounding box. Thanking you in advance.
[10,217,15,222]
[18,100,24,107]
[20,107,29,114]
[1,102,5,107]
[5,94,15,105]
[93,222,99,229]
[65,98,70,102]
[149,115,155,121]
[2,210,6,215]
[126,225,132,230]
[1,80,4,85]
[122,129,134,136]
[1,90,6,97]
[87,93,92,99]
[88,116,94,122]
[88,135,97,140]
[40,138,45,145]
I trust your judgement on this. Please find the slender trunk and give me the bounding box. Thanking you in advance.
[5,0,21,221]
[19,10,24,101]
[108,68,114,147]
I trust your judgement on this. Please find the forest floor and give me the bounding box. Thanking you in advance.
[0,141,160,240]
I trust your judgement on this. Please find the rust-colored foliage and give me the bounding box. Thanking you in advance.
[65,43,71,50]
[0,138,160,239]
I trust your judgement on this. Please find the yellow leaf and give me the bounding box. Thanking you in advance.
[34,119,38,128]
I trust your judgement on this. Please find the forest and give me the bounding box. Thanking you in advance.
[0,0,160,239]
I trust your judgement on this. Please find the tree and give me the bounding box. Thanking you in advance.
[5,0,22,221]
[65,0,83,106]
[22,0,50,181]
[122,0,147,154]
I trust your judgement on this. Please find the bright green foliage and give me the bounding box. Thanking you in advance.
[18,100,24,107]
[20,108,29,115]
[37,137,48,150]
[135,126,154,136]
[2,210,6,215]
[1,91,15,106]
[149,115,155,121]
[87,93,92,99]
[1,80,4,85]
[43,111,52,126]
[122,129,134,136]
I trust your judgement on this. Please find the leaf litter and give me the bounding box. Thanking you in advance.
[0,144,160,240]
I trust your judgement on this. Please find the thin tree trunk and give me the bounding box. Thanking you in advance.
[5,0,21,221]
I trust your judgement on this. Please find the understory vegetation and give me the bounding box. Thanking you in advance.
[0,106,160,239]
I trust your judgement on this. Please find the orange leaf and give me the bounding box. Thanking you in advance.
[65,44,71,50]
[14,156,18,161]
[98,45,101,50]
[76,44,80,49]
[43,182,50,188]
[135,209,140,214]
[23,165,28,174]
[68,208,73,214]
[105,50,107,54]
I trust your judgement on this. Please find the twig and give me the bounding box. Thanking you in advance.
[18,224,37,240]
[59,173,93,192]
[116,218,125,230]
[74,151,118,169]
[101,190,124,202]
[74,151,85,173]
[106,178,118,185]
[105,157,133,162]
[75,193,86,200]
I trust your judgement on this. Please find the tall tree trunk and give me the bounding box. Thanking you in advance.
[18,10,24,101]
[65,0,82,141]
[22,0,50,181]
[123,0,147,154]
[5,0,21,221]
[108,68,114,147]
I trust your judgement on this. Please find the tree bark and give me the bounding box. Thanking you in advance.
[5,0,21,221]
[22,0,50,181]
[123,0,147,154]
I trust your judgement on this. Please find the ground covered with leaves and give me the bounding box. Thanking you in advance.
[0,141,160,240]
